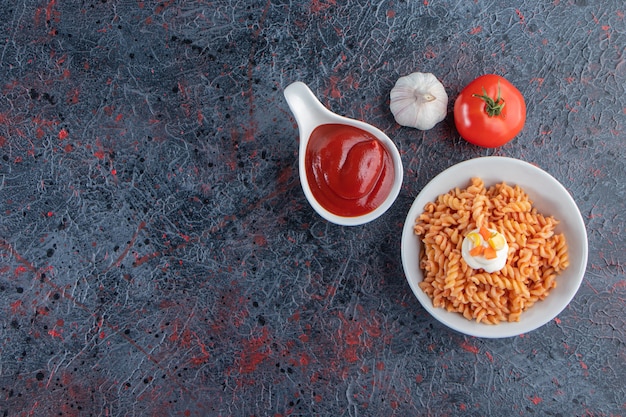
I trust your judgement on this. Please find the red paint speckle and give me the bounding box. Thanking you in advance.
[460,340,479,354]
[299,352,310,366]
[342,323,362,346]
[343,346,359,363]
[14,265,28,276]
[44,0,59,24]
[325,76,342,99]
[528,395,543,405]
[613,280,626,291]
[10,300,22,313]
[470,26,482,34]
[310,0,336,14]
[253,234,267,246]
[68,88,80,104]
[48,328,63,339]
[236,328,272,374]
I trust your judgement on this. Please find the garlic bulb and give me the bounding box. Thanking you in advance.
[390,72,448,130]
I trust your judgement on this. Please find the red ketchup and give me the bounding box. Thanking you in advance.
[305,124,395,217]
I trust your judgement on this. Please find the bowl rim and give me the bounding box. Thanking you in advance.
[401,156,588,338]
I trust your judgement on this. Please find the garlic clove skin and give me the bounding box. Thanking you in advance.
[390,72,448,130]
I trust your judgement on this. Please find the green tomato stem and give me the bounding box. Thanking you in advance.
[472,81,505,117]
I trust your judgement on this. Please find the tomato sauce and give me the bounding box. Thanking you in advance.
[304,124,395,217]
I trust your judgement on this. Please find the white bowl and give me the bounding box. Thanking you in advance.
[401,156,588,338]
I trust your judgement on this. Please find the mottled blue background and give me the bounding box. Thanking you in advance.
[0,0,624,416]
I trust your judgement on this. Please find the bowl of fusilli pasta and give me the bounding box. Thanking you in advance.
[401,157,588,338]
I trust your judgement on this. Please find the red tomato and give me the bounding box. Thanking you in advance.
[453,74,526,148]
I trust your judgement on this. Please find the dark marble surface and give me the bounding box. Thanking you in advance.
[1,1,624,416]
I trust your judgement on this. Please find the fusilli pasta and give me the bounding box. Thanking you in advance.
[414,178,569,324]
